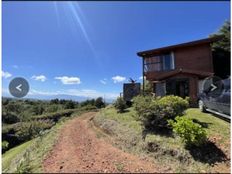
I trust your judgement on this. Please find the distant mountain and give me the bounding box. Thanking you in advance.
[2,94,114,103]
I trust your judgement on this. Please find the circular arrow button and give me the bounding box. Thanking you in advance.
[203,76,224,98]
[9,77,29,98]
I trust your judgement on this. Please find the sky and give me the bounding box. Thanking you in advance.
[2,1,230,101]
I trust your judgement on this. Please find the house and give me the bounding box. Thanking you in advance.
[137,37,221,105]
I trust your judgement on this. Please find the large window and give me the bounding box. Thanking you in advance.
[144,52,175,72]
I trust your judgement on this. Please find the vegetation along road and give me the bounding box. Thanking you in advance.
[43,112,161,173]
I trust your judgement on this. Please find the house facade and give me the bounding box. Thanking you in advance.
[137,37,220,105]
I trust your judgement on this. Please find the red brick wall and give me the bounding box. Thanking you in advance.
[174,43,213,72]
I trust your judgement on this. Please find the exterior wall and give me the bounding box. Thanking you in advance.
[153,74,199,106]
[174,43,214,72]
[155,82,166,97]
[143,43,214,106]
[198,80,204,94]
[144,43,213,81]
[189,76,198,106]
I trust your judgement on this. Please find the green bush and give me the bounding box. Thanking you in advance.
[133,95,189,129]
[80,104,98,111]
[132,95,153,116]
[2,141,9,152]
[158,95,189,119]
[168,116,207,147]
[32,109,77,121]
[2,112,20,124]
[114,97,127,113]
[15,120,54,142]
[95,97,105,108]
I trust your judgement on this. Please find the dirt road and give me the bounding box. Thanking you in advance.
[43,112,160,173]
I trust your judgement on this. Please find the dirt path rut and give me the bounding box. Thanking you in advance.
[43,112,160,173]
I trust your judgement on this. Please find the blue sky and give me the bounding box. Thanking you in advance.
[2,2,230,101]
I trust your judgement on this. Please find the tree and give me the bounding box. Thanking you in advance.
[64,100,76,109]
[95,97,105,108]
[114,97,127,113]
[141,79,153,95]
[80,99,95,107]
[32,105,44,115]
[210,20,230,79]
[50,98,59,104]
[210,20,230,52]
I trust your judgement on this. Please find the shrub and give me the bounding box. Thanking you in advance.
[2,112,20,124]
[15,120,54,142]
[64,100,76,109]
[133,95,189,129]
[80,104,98,111]
[114,97,127,113]
[2,141,9,152]
[168,116,207,147]
[133,95,153,116]
[158,95,189,119]
[95,97,105,108]
[33,109,77,121]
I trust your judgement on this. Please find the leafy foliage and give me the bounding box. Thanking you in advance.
[210,20,230,52]
[168,116,207,147]
[132,95,153,116]
[158,95,189,119]
[114,97,127,113]
[95,97,105,108]
[133,95,189,129]
[2,112,20,124]
[15,150,31,173]
[2,141,9,152]
[2,97,101,152]
[210,20,230,78]
[141,79,153,95]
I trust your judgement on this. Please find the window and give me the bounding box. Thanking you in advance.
[144,52,175,72]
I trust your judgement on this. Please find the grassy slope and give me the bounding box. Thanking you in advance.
[2,140,33,172]
[2,123,63,173]
[2,110,85,173]
[94,106,230,173]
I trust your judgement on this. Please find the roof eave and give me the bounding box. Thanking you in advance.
[137,36,223,58]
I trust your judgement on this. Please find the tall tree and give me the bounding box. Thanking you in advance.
[210,20,230,52]
[210,20,230,79]
[95,97,105,108]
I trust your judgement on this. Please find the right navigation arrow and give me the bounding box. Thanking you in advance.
[210,84,217,92]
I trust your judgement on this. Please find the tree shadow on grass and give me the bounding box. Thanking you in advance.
[192,119,212,128]
[187,141,228,165]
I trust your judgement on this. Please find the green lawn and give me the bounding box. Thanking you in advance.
[94,106,230,173]
[185,108,230,142]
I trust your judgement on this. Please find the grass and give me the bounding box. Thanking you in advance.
[2,110,86,173]
[94,106,230,173]
[185,108,230,144]
[2,140,33,172]
[99,105,142,133]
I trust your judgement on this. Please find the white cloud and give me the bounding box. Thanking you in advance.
[55,76,81,85]
[100,80,106,85]
[31,75,47,82]
[2,71,12,79]
[112,75,126,83]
